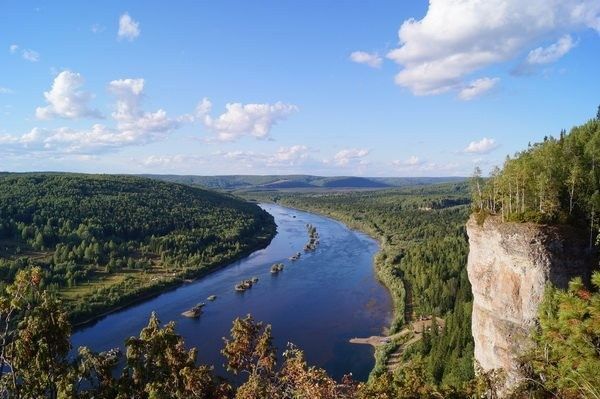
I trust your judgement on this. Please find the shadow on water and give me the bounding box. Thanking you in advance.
[71,204,393,381]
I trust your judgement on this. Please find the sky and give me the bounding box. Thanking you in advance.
[1,0,600,177]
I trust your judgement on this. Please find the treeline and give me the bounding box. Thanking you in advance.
[472,115,600,233]
[0,174,276,322]
[248,184,474,388]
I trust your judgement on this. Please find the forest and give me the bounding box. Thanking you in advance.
[472,117,600,232]
[0,174,276,323]
[246,184,475,388]
[2,239,596,397]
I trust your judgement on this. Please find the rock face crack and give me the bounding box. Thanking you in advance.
[466,215,595,394]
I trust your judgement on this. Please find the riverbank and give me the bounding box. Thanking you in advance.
[251,200,405,332]
[244,199,405,377]
[243,189,474,385]
[72,203,389,381]
[70,225,276,328]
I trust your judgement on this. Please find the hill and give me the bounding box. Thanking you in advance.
[0,173,276,323]
[141,174,466,191]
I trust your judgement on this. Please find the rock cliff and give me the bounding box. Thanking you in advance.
[466,215,595,391]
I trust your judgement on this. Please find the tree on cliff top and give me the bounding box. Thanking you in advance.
[473,108,600,234]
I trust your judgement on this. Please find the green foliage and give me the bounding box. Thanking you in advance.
[520,272,600,398]
[473,118,600,231]
[0,174,275,322]
[246,184,474,388]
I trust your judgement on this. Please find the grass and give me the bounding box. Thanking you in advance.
[59,264,175,301]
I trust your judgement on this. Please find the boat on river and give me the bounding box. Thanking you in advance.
[207,295,217,301]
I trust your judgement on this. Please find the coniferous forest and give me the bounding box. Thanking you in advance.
[472,118,600,229]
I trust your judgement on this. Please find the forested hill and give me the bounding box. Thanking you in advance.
[0,174,276,323]
[142,174,466,191]
[473,117,600,227]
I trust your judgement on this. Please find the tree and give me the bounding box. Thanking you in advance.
[0,268,72,398]
[567,163,583,214]
[470,167,484,212]
[120,312,231,399]
[521,273,600,398]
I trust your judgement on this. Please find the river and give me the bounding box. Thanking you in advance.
[71,204,392,381]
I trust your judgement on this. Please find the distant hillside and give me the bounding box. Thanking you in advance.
[0,173,275,323]
[141,174,466,191]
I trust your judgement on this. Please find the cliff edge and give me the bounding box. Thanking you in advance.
[466,215,595,391]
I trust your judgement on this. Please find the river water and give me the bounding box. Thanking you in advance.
[71,204,392,381]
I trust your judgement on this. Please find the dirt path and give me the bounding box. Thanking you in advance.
[349,316,445,371]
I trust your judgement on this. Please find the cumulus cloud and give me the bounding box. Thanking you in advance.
[21,49,40,62]
[3,77,180,155]
[350,51,383,68]
[118,13,140,41]
[333,148,369,166]
[9,44,18,53]
[36,71,101,119]
[464,137,499,154]
[386,0,600,96]
[458,77,499,101]
[107,78,180,142]
[197,98,298,141]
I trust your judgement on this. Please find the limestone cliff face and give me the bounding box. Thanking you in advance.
[466,215,594,389]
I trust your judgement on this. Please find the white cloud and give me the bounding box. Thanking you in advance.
[464,137,499,154]
[21,49,40,62]
[350,51,383,68]
[392,155,425,167]
[270,145,309,165]
[386,0,600,96]
[333,148,369,166]
[140,154,206,168]
[392,157,460,174]
[458,77,499,101]
[216,145,311,167]
[107,78,180,141]
[0,87,13,94]
[118,13,140,41]
[197,99,298,141]
[36,71,101,119]
[526,35,576,65]
[3,77,181,155]
[8,44,41,62]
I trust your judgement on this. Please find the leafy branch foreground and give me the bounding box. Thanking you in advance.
[0,267,500,399]
[2,267,597,398]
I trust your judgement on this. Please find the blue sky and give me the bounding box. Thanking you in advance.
[1,0,600,176]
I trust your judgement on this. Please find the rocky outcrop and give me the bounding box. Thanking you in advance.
[466,215,595,392]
